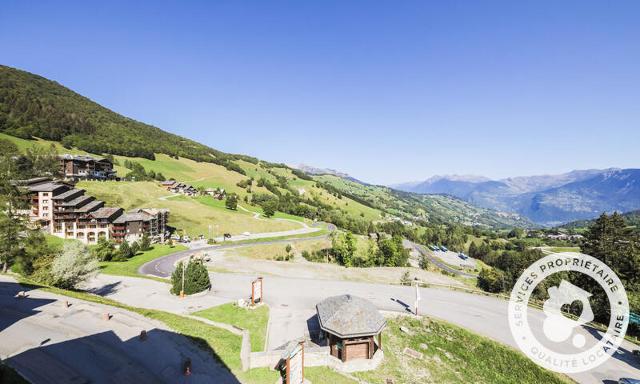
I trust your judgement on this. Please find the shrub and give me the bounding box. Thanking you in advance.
[93,238,117,261]
[50,242,99,289]
[400,271,412,286]
[139,233,152,251]
[477,268,505,293]
[130,241,140,256]
[115,240,134,261]
[170,260,211,295]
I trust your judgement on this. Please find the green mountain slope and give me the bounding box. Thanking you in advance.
[560,209,640,231]
[315,174,534,228]
[0,65,251,173]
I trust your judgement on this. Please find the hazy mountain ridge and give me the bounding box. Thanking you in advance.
[393,168,640,226]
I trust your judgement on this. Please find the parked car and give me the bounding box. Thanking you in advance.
[458,253,468,260]
[619,379,640,384]
[430,245,439,251]
[440,246,448,252]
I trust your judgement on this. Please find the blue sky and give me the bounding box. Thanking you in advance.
[1,1,639,185]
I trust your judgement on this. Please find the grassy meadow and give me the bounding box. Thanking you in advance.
[353,316,572,384]
[77,181,300,237]
[194,303,270,352]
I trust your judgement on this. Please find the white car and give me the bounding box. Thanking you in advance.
[242,232,250,236]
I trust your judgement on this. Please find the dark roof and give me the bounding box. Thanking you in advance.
[61,195,94,207]
[77,200,104,213]
[113,212,152,224]
[59,154,110,163]
[12,177,52,186]
[90,207,123,220]
[52,188,85,200]
[316,295,386,338]
[28,182,68,193]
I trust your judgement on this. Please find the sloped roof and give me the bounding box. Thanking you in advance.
[61,195,94,207]
[316,295,386,338]
[28,182,68,193]
[77,200,104,213]
[113,211,152,224]
[59,154,109,163]
[90,207,123,220]
[52,188,85,200]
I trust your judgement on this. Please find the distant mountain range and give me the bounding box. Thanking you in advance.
[393,168,640,226]
[292,164,352,179]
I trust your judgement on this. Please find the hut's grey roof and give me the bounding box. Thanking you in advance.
[316,295,386,338]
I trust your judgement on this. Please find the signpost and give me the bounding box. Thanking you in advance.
[286,341,304,384]
[414,280,421,316]
[251,277,263,305]
[630,312,640,326]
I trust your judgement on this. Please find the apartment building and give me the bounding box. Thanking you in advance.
[59,154,117,181]
[25,179,168,245]
[111,208,169,244]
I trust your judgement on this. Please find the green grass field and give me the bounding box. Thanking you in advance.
[194,303,270,352]
[99,244,187,278]
[78,181,301,237]
[353,316,572,384]
[221,237,331,260]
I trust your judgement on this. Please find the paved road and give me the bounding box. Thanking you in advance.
[141,248,640,384]
[0,275,239,384]
[140,225,334,278]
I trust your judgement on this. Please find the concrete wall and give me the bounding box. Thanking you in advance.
[249,347,383,373]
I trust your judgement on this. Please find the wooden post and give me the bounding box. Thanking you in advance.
[300,341,305,381]
[251,280,255,305]
[343,339,347,362]
[285,354,290,383]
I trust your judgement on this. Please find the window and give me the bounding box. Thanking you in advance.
[43,193,49,196]
[42,199,49,204]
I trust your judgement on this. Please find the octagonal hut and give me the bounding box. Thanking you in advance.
[316,294,386,362]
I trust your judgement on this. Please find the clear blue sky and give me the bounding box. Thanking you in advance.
[2,1,639,185]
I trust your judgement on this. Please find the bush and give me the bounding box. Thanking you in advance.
[130,241,140,256]
[139,233,151,251]
[400,271,412,286]
[225,193,239,210]
[477,268,505,293]
[50,242,99,289]
[93,238,117,261]
[170,259,211,295]
[114,240,134,261]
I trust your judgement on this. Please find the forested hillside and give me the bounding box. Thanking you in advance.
[0,65,251,173]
